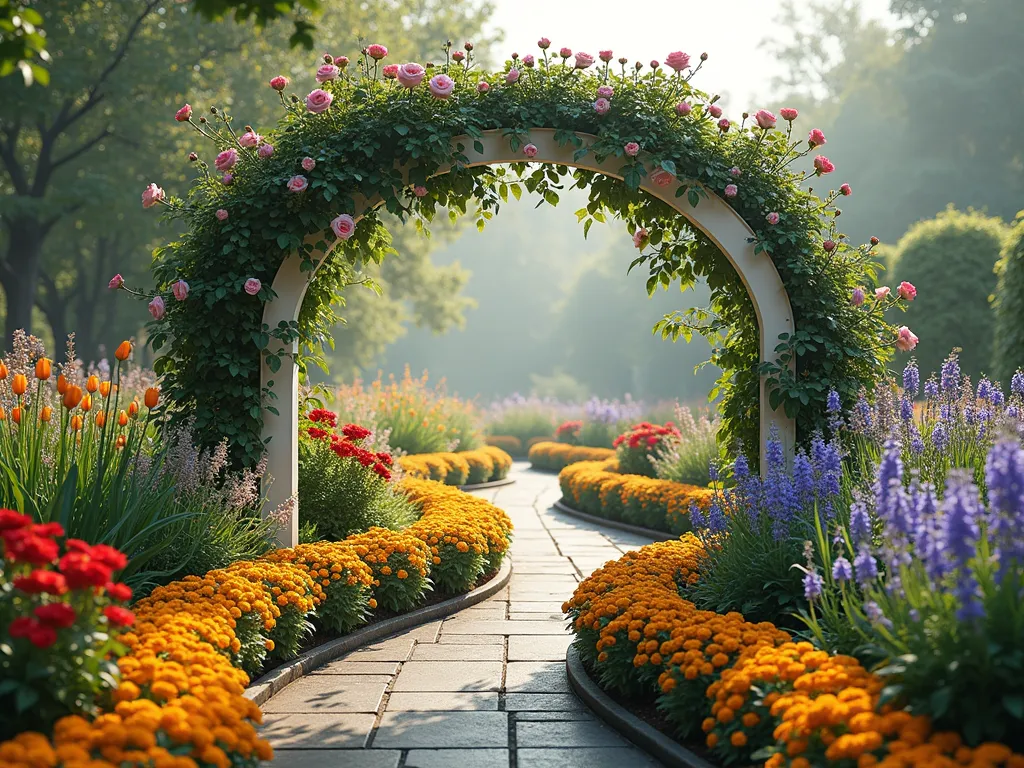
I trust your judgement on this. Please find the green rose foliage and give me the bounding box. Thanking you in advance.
[148,47,893,468]
[992,213,1024,387]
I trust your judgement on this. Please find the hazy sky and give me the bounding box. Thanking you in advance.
[485,0,895,109]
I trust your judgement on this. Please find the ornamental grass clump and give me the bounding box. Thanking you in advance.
[651,405,721,487]
[484,394,563,446]
[614,420,682,476]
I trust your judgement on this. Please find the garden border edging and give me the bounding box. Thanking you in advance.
[566,644,717,768]
[458,477,516,491]
[553,499,677,541]
[244,557,513,706]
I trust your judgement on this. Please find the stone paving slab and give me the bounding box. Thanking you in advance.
[392,661,504,692]
[310,660,400,675]
[518,747,663,767]
[441,619,568,635]
[504,693,587,711]
[372,711,509,748]
[261,675,390,713]
[516,719,631,748]
[505,661,572,693]
[386,692,499,711]
[411,643,505,661]
[260,713,376,748]
[404,748,510,768]
[508,634,573,661]
[269,749,401,767]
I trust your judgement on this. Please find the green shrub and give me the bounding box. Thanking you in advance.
[992,213,1024,386]
[889,206,1008,380]
[486,407,556,446]
[651,406,720,487]
[613,423,680,477]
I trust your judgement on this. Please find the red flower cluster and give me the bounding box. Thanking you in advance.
[613,421,680,449]
[556,420,582,438]
[308,408,338,427]
[1,510,135,649]
[305,421,394,481]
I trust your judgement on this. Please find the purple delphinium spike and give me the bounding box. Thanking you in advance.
[985,438,1024,578]
[854,544,878,585]
[941,355,961,396]
[990,388,1005,408]
[977,378,992,403]
[803,570,824,600]
[902,361,920,397]
[931,421,949,452]
[793,451,815,510]
[689,501,707,532]
[707,498,727,534]
[955,573,985,621]
[850,498,872,547]
[924,378,939,400]
[900,397,914,423]
[832,556,853,583]
[940,471,982,569]
[1012,370,1024,398]
[909,423,925,455]
[827,389,841,413]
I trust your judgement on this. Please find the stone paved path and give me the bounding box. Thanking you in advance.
[261,463,664,768]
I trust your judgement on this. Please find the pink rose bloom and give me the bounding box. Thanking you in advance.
[808,128,827,147]
[823,239,836,252]
[302,157,316,171]
[214,149,238,171]
[367,44,388,60]
[269,75,289,91]
[478,81,490,93]
[287,175,308,193]
[755,109,777,130]
[238,131,261,148]
[624,142,640,157]
[650,168,674,187]
[851,287,866,306]
[174,104,192,122]
[306,89,334,113]
[632,228,648,248]
[575,52,595,69]
[718,118,730,132]
[221,173,233,186]
[382,63,400,79]
[559,47,572,59]
[331,213,356,240]
[148,296,166,321]
[676,102,692,116]
[244,278,262,296]
[171,280,190,302]
[538,37,551,50]
[108,274,124,290]
[840,183,852,196]
[597,85,614,98]
[708,104,723,118]
[414,186,428,198]
[593,98,611,115]
[141,183,165,209]
[599,50,613,62]
[724,184,738,198]
[316,64,340,83]
[875,286,891,300]
[215,208,229,221]
[505,68,520,84]
[766,212,780,225]
[813,155,835,175]
[664,51,691,72]
[429,74,455,99]
[523,54,535,67]
[730,166,742,177]
[896,326,919,352]
[335,55,349,69]
[898,281,917,301]
[780,107,799,121]
[523,143,539,158]
[258,143,274,159]
[397,62,425,88]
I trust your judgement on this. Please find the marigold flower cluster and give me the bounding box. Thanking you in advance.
[483,434,523,455]
[398,446,512,486]
[527,440,615,472]
[345,527,432,612]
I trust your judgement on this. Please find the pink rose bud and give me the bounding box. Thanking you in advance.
[851,287,866,306]
[148,295,166,320]
[808,128,827,147]
[650,60,660,69]
[575,52,595,69]
[730,166,742,177]
[593,98,611,115]
[665,51,691,72]
[505,68,520,84]
[175,104,192,122]
[708,104,723,118]
[108,274,124,290]
[755,109,777,130]
[382,63,399,79]
[141,183,165,209]
[221,173,233,186]
[429,74,455,99]
[538,37,551,49]
[650,168,674,187]
[813,155,835,175]
[523,143,539,158]
[397,62,425,88]
[238,131,261,148]
[414,186,428,198]
[700,52,709,61]
[331,213,356,240]
[780,107,799,121]
[618,57,628,64]
[875,286,891,300]
[898,281,917,301]
[511,52,519,60]
[676,102,692,116]
[306,89,334,113]
[257,143,274,159]
[188,152,198,162]
[244,278,262,296]
[599,50,613,62]
[287,175,308,193]
[870,236,880,246]
[214,149,238,171]
[597,85,614,98]
[766,212,780,225]
[464,42,474,51]
[840,183,852,196]
[718,118,730,132]
[823,239,836,252]
[367,44,388,60]
[724,184,738,198]
[215,208,229,221]
[478,81,490,93]
[335,56,349,69]
[523,54,535,67]
[316,64,340,83]
[452,51,465,62]
[171,280,190,302]
[895,326,919,352]
[624,142,640,157]
[301,157,316,172]
[559,47,572,58]
[270,75,289,91]
[632,228,648,248]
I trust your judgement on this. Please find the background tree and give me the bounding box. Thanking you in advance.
[991,214,1024,387]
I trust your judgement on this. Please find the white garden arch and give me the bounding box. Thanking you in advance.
[261,128,795,547]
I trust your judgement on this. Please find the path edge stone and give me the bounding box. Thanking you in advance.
[459,477,517,491]
[553,499,677,542]
[245,557,513,706]
[566,644,718,768]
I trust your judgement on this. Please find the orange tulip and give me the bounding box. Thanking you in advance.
[63,385,84,410]
[35,358,51,380]
[70,415,83,431]
[118,410,129,427]
[99,381,112,397]
[0,361,7,380]
[144,387,160,409]
[40,406,53,423]
[57,374,68,395]
[11,407,21,424]
[0,407,5,420]
[80,394,92,412]
[115,341,132,361]
[95,411,106,428]
[128,401,139,418]
[86,375,99,393]
[116,435,127,449]
[11,374,27,396]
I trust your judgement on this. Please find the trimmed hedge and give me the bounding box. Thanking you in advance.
[992,213,1024,387]
[398,446,513,486]
[485,434,524,456]
[528,441,616,472]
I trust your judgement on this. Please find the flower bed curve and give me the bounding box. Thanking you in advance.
[398,446,513,486]
[528,440,616,472]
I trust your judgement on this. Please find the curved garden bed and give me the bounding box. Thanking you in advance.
[553,499,676,541]
[399,445,513,486]
[527,440,615,472]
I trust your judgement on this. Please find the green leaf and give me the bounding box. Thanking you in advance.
[394,124,410,135]
[1003,694,1024,719]
[688,188,700,208]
